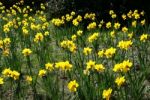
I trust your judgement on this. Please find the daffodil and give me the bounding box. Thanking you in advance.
[140,34,148,42]
[115,76,125,87]
[68,80,79,92]
[45,63,54,71]
[83,47,92,56]
[102,88,112,100]
[22,48,32,56]
[38,69,47,77]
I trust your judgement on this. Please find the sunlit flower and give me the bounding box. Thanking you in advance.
[113,63,122,72]
[11,70,20,80]
[111,14,117,19]
[2,48,10,56]
[72,19,79,26]
[77,30,83,36]
[114,22,120,30]
[55,61,72,71]
[87,22,97,30]
[132,20,137,27]
[83,47,92,56]
[71,11,76,16]
[134,13,140,19]
[22,48,32,56]
[71,34,77,41]
[122,27,128,33]
[103,88,112,100]
[140,34,148,42]
[68,80,79,92]
[84,13,96,20]
[128,32,133,39]
[60,40,76,53]
[34,33,44,43]
[98,49,104,58]
[113,60,133,73]
[72,15,82,26]
[106,22,111,29]
[117,40,132,50]
[104,47,116,58]
[86,60,96,70]
[141,19,146,26]
[44,31,49,36]
[52,18,64,26]
[122,14,126,20]
[115,76,125,87]
[38,69,47,77]
[88,32,99,43]
[45,63,54,71]
[127,10,132,18]
[110,30,115,38]
[109,10,114,15]
[2,68,12,77]
[140,11,145,16]
[66,14,73,22]
[98,20,104,28]
[94,64,105,72]
[3,38,11,45]
[122,60,133,72]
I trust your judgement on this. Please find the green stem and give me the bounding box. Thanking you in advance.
[62,71,65,100]
[27,56,32,75]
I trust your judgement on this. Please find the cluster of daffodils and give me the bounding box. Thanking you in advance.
[2,68,20,80]
[72,15,82,26]
[109,10,117,19]
[52,11,76,27]
[88,32,99,43]
[60,40,77,53]
[87,22,97,30]
[65,12,75,21]
[55,61,72,71]
[0,1,149,99]
[98,20,104,28]
[84,13,96,20]
[117,40,133,50]
[84,60,105,74]
[38,61,72,78]
[51,18,65,27]
[98,47,116,58]
[0,38,11,56]
[113,60,133,73]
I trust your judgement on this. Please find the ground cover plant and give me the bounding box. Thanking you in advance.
[0,1,150,100]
